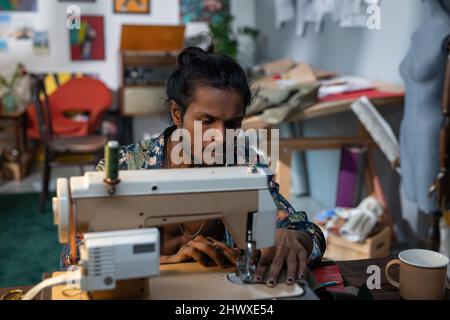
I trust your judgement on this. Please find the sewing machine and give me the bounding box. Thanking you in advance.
[50,166,304,300]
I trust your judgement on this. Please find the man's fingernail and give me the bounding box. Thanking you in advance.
[267,279,275,286]
[298,273,304,280]
[287,277,294,284]
[255,276,262,282]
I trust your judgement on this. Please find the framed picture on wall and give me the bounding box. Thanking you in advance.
[180,0,229,24]
[0,0,37,12]
[114,0,150,14]
[69,15,105,61]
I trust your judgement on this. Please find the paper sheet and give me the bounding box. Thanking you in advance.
[293,0,383,36]
[297,0,335,34]
[319,76,374,98]
[275,0,295,29]
[340,0,368,28]
[296,0,378,36]
[351,96,400,166]
[295,0,309,36]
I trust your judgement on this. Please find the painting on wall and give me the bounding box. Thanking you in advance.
[0,14,12,38]
[114,0,150,14]
[0,38,7,52]
[69,15,105,61]
[0,0,37,12]
[15,25,33,40]
[180,0,229,24]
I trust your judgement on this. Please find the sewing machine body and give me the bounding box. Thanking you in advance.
[51,166,301,300]
[54,167,277,250]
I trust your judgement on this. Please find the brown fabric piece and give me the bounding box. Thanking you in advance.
[246,86,293,117]
[259,84,320,125]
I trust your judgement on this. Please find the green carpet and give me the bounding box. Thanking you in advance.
[0,193,60,288]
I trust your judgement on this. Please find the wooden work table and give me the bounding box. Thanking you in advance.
[242,81,404,130]
[3,258,447,300]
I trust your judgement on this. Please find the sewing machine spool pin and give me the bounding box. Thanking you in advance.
[103,140,121,195]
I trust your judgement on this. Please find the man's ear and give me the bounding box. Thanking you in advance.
[169,100,183,127]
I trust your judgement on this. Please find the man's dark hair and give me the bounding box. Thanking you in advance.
[166,44,252,119]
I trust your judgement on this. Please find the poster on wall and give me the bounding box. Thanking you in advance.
[0,0,37,11]
[180,0,229,24]
[114,0,150,14]
[69,15,105,61]
[33,30,49,55]
[0,38,7,52]
[0,14,13,37]
[15,25,33,40]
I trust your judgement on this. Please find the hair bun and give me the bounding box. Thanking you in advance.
[177,47,206,67]
[178,43,216,68]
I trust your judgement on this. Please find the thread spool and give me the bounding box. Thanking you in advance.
[104,141,120,186]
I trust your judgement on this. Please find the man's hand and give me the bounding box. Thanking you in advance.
[160,236,240,268]
[254,229,313,287]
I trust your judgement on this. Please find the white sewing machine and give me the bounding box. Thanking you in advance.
[49,166,304,300]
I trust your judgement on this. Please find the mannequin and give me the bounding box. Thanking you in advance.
[399,0,450,215]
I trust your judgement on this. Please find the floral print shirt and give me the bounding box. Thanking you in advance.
[61,126,326,269]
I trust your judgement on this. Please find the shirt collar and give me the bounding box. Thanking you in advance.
[149,126,177,168]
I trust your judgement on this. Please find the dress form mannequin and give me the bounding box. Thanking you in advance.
[399,0,450,215]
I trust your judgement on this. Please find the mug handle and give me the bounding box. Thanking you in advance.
[385,259,401,288]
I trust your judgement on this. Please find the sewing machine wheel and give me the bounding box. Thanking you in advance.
[53,178,70,244]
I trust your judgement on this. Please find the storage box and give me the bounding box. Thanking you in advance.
[323,226,392,261]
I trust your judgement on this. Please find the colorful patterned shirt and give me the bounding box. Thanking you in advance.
[61,126,326,269]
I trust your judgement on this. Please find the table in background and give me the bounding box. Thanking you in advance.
[242,81,404,200]
[337,258,450,300]
[242,80,404,236]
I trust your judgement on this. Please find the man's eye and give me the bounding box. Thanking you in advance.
[226,121,242,129]
[201,118,214,125]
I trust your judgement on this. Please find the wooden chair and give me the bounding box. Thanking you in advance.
[27,76,113,140]
[31,76,107,212]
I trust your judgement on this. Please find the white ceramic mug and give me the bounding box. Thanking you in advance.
[385,249,449,300]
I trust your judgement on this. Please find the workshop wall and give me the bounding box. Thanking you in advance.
[0,0,179,90]
[255,0,424,243]
[255,0,425,84]
[132,0,257,140]
[0,0,256,141]
[0,0,256,90]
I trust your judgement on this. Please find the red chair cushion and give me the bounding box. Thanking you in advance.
[27,77,112,140]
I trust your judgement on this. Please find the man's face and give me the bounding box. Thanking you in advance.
[170,86,245,166]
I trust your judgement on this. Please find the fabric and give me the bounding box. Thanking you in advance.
[319,89,403,103]
[261,84,319,125]
[0,193,60,288]
[248,83,319,125]
[246,86,293,117]
[61,126,326,269]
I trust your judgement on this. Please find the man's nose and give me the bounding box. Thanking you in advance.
[210,123,225,144]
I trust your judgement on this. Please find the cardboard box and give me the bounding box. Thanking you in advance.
[323,226,392,261]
